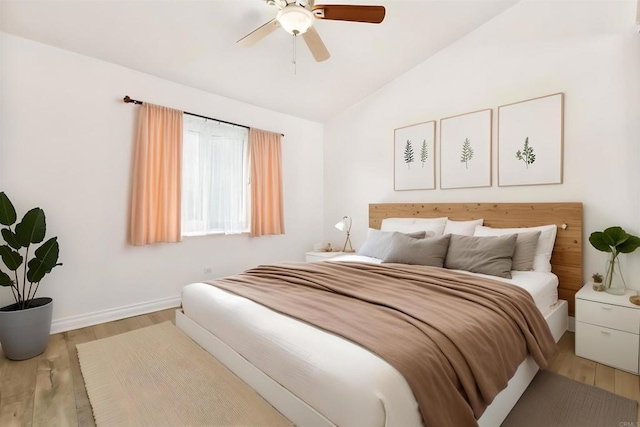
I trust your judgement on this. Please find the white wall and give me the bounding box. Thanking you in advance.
[324,1,640,286]
[0,33,324,326]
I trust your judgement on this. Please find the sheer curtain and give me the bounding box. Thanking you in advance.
[181,116,249,235]
[250,128,284,237]
[130,103,183,246]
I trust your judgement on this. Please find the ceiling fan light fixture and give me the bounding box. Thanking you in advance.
[277,5,314,35]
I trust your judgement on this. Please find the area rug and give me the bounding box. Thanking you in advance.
[76,322,292,427]
[502,369,638,426]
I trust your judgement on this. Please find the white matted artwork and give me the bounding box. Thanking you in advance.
[394,120,436,190]
[498,93,564,187]
[439,109,492,189]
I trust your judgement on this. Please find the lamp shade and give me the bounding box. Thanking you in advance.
[276,5,314,35]
[335,219,347,232]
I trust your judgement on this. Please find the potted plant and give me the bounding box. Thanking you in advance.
[591,273,604,291]
[0,192,62,360]
[589,226,640,295]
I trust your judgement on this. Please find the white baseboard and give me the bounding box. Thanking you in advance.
[568,316,575,333]
[51,295,181,334]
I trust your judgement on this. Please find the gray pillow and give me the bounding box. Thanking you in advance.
[512,231,541,271]
[444,234,517,279]
[358,229,426,260]
[382,233,451,267]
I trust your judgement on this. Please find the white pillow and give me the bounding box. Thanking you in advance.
[381,217,447,235]
[443,219,484,236]
[473,224,558,272]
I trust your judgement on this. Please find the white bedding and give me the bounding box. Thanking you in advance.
[181,260,560,427]
[330,254,559,316]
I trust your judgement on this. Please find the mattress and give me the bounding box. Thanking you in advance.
[181,261,558,427]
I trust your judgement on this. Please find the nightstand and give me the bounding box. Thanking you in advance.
[575,284,640,374]
[305,251,345,262]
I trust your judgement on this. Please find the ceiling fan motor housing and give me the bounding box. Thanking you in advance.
[277,4,314,35]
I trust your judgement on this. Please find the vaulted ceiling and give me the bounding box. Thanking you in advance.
[0,0,517,122]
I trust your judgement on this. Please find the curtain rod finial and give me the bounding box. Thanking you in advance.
[123,95,142,105]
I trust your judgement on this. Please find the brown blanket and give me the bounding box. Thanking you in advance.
[206,261,558,427]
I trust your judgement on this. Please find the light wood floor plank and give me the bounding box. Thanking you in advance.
[32,334,77,427]
[595,363,616,393]
[615,369,640,420]
[147,308,177,324]
[0,349,40,427]
[65,327,97,427]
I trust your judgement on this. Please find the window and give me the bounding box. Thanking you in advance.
[181,115,250,236]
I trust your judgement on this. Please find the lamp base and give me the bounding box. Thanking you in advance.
[342,234,354,253]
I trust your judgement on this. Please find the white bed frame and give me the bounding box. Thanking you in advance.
[176,299,567,427]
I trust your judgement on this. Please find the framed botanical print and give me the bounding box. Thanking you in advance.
[498,93,564,187]
[394,120,436,191]
[440,109,492,189]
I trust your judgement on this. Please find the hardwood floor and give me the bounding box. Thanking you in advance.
[0,308,175,427]
[0,312,637,426]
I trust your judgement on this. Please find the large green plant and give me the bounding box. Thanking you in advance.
[589,226,640,289]
[0,192,62,309]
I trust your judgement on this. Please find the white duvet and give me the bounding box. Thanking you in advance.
[181,260,558,427]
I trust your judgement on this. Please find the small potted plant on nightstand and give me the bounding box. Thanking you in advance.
[592,273,604,291]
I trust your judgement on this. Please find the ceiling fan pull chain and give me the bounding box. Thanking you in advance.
[292,33,297,75]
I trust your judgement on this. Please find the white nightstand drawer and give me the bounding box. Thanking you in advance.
[576,298,640,334]
[575,322,639,373]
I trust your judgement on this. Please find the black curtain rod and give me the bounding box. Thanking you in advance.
[123,96,284,137]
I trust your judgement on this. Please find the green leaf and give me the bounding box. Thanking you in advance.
[0,245,24,270]
[15,208,46,246]
[0,270,12,287]
[0,192,17,226]
[618,235,640,254]
[602,226,629,247]
[1,228,22,249]
[27,237,61,283]
[589,232,612,252]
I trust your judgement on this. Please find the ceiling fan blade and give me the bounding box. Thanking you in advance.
[237,19,280,47]
[312,5,385,24]
[302,26,330,62]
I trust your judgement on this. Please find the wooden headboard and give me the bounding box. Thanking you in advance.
[370,203,583,316]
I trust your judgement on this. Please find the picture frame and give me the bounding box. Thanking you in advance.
[394,120,436,191]
[439,109,492,189]
[498,93,564,187]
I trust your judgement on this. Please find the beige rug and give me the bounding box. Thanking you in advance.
[502,369,638,426]
[77,322,293,427]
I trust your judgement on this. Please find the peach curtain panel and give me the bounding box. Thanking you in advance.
[249,128,284,237]
[130,103,183,245]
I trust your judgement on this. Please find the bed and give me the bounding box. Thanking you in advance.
[176,202,582,426]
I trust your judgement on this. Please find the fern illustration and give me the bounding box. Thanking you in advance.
[420,139,428,168]
[460,138,473,169]
[404,140,415,170]
[515,137,536,169]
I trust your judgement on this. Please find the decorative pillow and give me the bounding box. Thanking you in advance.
[382,233,451,267]
[380,217,448,235]
[510,231,541,271]
[444,234,517,279]
[443,219,484,236]
[358,229,428,260]
[474,225,557,272]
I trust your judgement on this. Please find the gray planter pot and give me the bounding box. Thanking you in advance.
[0,297,53,360]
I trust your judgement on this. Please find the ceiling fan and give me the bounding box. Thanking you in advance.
[237,0,386,62]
